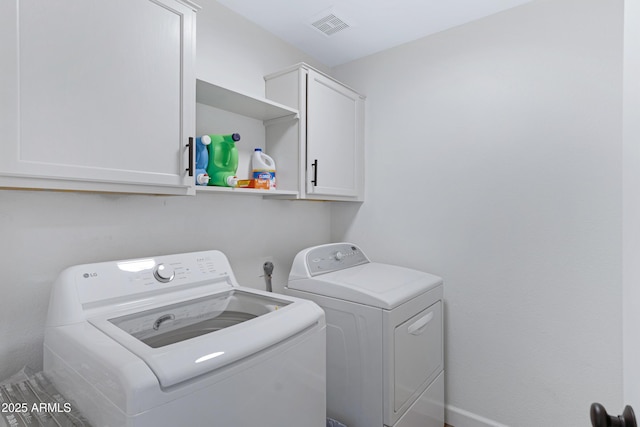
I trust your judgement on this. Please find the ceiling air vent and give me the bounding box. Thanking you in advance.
[310,12,351,36]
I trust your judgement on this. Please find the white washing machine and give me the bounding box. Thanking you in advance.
[286,243,444,427]
[44,249,326,427]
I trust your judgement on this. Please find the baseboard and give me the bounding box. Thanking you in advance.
[445,404,510,427]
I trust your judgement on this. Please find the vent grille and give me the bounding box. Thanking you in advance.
[311,13,350,36]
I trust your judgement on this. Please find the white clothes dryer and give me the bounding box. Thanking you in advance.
[286,243,444,427]
[44,249,326,427]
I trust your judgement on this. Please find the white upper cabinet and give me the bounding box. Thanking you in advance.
[306,69,363,199]
[0,0,199,194]
[265,64,365,202]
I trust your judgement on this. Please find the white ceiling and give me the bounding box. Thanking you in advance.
[216,0,535,67]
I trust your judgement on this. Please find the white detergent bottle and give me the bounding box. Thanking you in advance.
[251,148,276,190]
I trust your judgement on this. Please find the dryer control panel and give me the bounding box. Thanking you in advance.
[305,243,369,276]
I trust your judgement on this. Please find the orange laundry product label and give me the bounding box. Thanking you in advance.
[235,178,270,189]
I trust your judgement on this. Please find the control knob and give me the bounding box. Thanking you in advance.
[334,251,345,261]
[153,263,175,283]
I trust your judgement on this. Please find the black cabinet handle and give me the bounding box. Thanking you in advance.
[591,403,637,427]
[311,159,318,186]
[186,137,194,177]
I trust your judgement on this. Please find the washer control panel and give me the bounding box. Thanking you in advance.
[73,250,234,307]
[305,243,369,276]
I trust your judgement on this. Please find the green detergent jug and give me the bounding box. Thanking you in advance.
[206,133,240,186]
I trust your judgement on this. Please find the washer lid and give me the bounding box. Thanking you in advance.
[89,288,324,388]
[288,262,442,310]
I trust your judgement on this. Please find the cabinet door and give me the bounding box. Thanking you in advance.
[306,70,363,199]
[0,0,196,194]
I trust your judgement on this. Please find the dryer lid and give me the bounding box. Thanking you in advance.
[287,262,442,310]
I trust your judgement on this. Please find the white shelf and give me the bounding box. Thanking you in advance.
[195,186,298,197]
[196,79,298,122]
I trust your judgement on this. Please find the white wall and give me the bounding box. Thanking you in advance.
[0,0,332,381]
[196,0,329,94]
[332,0,624,425]
[624,0,640,412]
